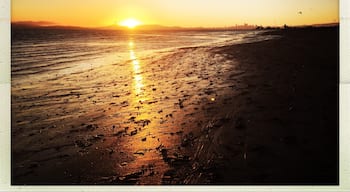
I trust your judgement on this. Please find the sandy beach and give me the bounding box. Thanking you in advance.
[11,27,338,185]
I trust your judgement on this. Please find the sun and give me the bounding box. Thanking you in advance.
[119,18,141,29]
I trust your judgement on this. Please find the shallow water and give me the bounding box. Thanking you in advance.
[11,28,276,184]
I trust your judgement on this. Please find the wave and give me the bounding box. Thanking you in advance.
[11,28,277,77]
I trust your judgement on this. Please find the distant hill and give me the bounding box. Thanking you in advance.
[311,22,339,27]
[11,21,184,31]
[11,21,57,27]
[11,21,88,30]
[98,24,184,31]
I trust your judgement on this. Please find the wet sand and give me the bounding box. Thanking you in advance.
[11,27,338,184]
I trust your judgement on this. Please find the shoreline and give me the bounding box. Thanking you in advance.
[11,27,339,184]
[184,27,339,184]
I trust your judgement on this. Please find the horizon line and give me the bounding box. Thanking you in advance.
[11,20,340,30]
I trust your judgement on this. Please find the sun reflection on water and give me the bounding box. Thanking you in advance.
[124,39,172,184]
[129,41,144,96]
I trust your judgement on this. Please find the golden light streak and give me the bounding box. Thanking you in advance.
[129,42,144,96]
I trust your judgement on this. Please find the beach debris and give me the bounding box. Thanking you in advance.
[159,118,167,124]
[106,148,114,155]
[121,101,129,107]
[166,153,191,167]
[129,116,136,122]
[185,112,195,117]
[156,145,173,163]
[135,105,142,110]
[165,113,173,118]
[51,124,57,129]
[176,130,184,135]
[148,170,155,176]
[160,148,168,160]
[87,134,104,141]
[203,117,230,133]
[86,124,98,131]
[181,132,195,147]
[148,100,158,104]
[74,134,104,148]
[130,129,138,136]
[178,99,185,109]
[162,169,178,183]
[128,116,136,122]
[134,119,151,127]
[118,176,126,181]
[134,149,146,156]
[156,144,164,151]
[164,169,176,177]
[124,171,143,180]
[113,129,125,137]
[100,171,143,184]
[204,89,215,95]
[120,162,128,166]
[75,139,92,148]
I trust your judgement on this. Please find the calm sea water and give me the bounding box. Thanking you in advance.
[11,28,265,78]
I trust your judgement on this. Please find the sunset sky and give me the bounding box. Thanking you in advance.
[12,0,339,28]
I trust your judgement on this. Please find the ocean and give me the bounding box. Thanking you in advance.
[11,28,267,79]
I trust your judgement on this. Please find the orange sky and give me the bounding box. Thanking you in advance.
[11,0,339,27]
